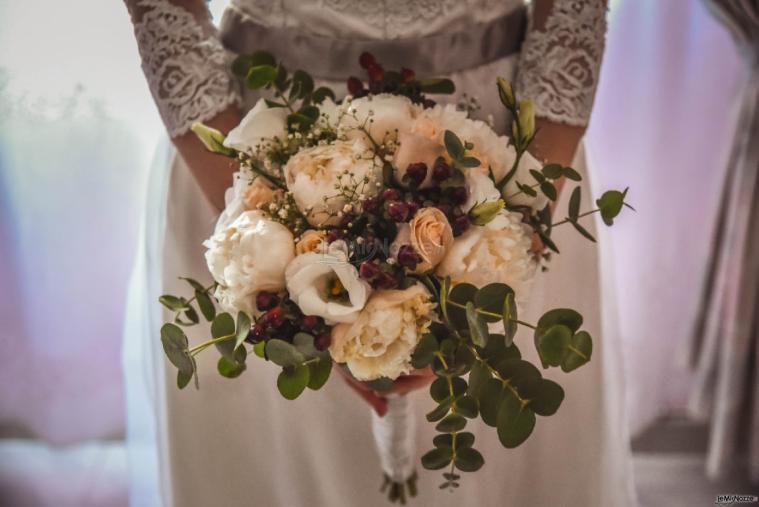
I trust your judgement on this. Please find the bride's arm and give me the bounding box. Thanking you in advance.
[125,0,243,210]
[516,0,608,194]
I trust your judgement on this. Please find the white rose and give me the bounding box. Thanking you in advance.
[437,210,536,300]
[223,99,288,154]
[329,284,434,381]
[204,210,295,315]
[285,240,370,324]
[284,138,381,227]
[340,94,421,144]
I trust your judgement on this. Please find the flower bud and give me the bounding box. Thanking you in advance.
[191,122,236,157]
[497,77,515,108]
[517,99,535,140]
[468,199,505,226]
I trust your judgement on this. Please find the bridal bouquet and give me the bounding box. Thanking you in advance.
[159,51,630,502]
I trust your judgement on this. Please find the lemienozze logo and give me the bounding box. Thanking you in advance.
[715,494,759,505]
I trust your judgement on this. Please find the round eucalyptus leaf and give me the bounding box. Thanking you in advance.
[307,359,332,390]
[561,331,593,372]
[211,313,236,339]
[474,283,514,323]
[454,447,484,472]
[466,302,488,348]
[234,312,251,349]
[252,341,266,358]
[455,395,478,419]
[160,323,193,374]
[218,355,246,379]
[522,378,564,416]
[467,360,491,399]
[477,378,505,427]
[277,365,310,400]
[421,447,453,470]
[411,334,438,369]
[596,189,626,226]
[177,369,193,389]
[159,295,187,311]
[246,64,278,89]
[435,414,467,433]
[430,377,450,403]
[266,339,305,368]
[502,293,518,347]
[365,377,395,392]
[426,399,452,422]
[536,324,572,367]
[447,283,477,329]
[433,433,453,449]
[537,308,583,333]
[496,395,536,448]
[293,332,318,358]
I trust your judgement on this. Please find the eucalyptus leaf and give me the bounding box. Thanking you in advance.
[570,219,597,242]
[426,399,452,422]
[496,394,536,448]
[562,166,582,181]
[180,277,206,292]
[218,350,247,378]
[474,283,514,323]
[537,308,583,334]
[289,69,314,100]
[541,163,563,179]
[466,302,488,348]
[159,295,187,311]
[455,395,478,418]
[569,186,581,220]
[307,359,332,390]
[196,290,216,321]
[421,447,453,470]
[596,188,627,226]
[418,78,455,94]
[444,130,464,160]
[454,447,484,472]
[253,341,266,358]
[430,377,450,403]
[436,414,467,433]
[446,283,477,330]
[160,323,193,374]
[455,432,475,449]
[277,365,310,400]
[561,331,593,372]
[234,312,251,349]
[521,378,564,416]
[266,339,305,367]
[177,369,193,389]
[312,86,336,104]
[467,360,491,398]
[478,378,505,427]
[536,324,572,367]
[411,334,438,369]
[246,64,278,89]
[502,292,518,347]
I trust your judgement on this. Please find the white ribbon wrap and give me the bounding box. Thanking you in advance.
[371,394,416,482]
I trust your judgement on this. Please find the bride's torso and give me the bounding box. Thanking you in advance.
[227,0,525,39]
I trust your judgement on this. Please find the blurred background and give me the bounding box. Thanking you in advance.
[0,0,757,505]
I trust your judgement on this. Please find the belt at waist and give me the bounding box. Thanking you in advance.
[219,7,526,81]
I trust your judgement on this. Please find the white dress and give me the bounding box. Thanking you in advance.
[123,1,637,506]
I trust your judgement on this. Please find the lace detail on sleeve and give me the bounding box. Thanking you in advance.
[131,0,241,137]
[515,0,607,127]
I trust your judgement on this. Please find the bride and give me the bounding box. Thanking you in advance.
[123,1,637,505]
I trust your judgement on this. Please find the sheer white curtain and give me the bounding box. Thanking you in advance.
[587,0,745,435]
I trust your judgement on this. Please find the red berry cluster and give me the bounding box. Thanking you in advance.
[346,52,435,107]
[246,291,332,350]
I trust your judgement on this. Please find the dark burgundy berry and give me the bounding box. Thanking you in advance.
[246,323,266,343]
[423,98,436,109]
[256,291,279,312]
[359,260,381,281]
[382,188,402,202]
[448,186,468,206]
[326,229,344,243]
[387,201,411,222]
[263,306,284,327]
[359,52,376,70]
[368,63,384,82]
[406,200,420,217]
[301,315,319,331]
[377,271,400,290]
[315,331,332,351]
[363,196,381,214]
[432,160,452,182]
[405,162,427,187]
[401,67,416,83]
[397,245,423,270]
[347,76,364,96]
[435,203,453,217]
[452,215,471,236]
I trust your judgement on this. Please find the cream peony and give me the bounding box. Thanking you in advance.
[412,104,547,210]
[340,94,421,144]
[285,240,370,324]
[204,210,295,315]
[284,138,381,227]
[437,210,536,298]
[329,285,434,381]
[223,99,288,154]
[392,131,444,188]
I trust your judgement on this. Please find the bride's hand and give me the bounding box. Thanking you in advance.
[335,366,436,417]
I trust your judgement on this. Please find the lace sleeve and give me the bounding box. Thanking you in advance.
[128,0,241,137]
[515,0,608,127]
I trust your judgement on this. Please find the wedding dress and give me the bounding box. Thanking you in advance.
[123,1,638,506]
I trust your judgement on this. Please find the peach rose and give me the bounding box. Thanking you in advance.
[409,207,453,272]
[295,230,327,255]
[243,178,277,210]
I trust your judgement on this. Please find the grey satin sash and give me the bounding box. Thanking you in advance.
[219,7,526,80]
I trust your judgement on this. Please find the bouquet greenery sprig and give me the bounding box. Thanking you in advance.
[159,51,631,502]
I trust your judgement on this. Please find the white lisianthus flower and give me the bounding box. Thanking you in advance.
[463,169,502,212]
[284,138,381,227]
[340,94,421,144]
[223,98,288,154]
[204,210,295,315]
[437,210,536,299]
[329,284,434,381]
[285,240,370,324]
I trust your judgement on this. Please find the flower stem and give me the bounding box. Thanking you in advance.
[551,208,600,227]
[443,300,536,329]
